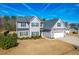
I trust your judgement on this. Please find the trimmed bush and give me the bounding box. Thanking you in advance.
[0,33,17,49]
[31,35,42,40]
[12,33,17,40]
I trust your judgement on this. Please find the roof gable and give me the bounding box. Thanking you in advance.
[43,18,59,29]
[53,19,66,29]
[25,16,34,22]
[16,16,34,22]
[17,16,41,23]
[30,16,41,22]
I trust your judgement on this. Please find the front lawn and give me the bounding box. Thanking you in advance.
[0,39,75,55]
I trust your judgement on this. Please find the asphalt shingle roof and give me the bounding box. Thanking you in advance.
[16,16,44,23]
[16,16,34,22]
[17,16,59,30]
[43,18,59,29]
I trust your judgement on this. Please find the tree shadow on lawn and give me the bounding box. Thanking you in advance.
[61,45,79,55]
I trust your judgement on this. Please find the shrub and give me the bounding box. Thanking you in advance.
[0,33,4,47]
[0,33,17,49]
[31,35,42,40]
[72,32,78,34]
[12,33,17,40]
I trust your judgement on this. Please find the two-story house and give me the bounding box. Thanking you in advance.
[16,16,66,39]
[16,16,43,38]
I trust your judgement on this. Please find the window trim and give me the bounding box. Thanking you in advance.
[21,22,26,27]
[31,22,39,27]
[20,31,28,36]
[31,32,39,36]
[57,23,61,27]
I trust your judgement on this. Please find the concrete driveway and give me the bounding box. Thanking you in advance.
[58,35,79,47]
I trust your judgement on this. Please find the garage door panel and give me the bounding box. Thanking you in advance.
[54,32,64,38]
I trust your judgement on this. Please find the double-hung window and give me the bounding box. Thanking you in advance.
[57,23,61,27]
[32,32,39,36]
[20,31,28,36]
[31,23,39,27]
[21,22,26,27]
[40,23,43,27]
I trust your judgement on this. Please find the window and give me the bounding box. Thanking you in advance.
[57,23,61,27]
[40,23,42,26]
[31,23,39,27]
[31,23,35,27]
[32,32,39,36]
[20,32,22,36]
[20,31,28,36]
[36,23,39,26]
[26,32,28,36]
[21,23,26,27]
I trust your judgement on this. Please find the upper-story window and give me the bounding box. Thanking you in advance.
[57,23,61,27]
[40,23,43,27]
[21,22,26,27]
[40,23,42,27]
[31,23,39,27]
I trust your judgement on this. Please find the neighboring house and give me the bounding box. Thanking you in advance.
[69,23,79,33]
[65,29,70,34]
[65,22,71,34]
[16,16,43,38]
[69,28,78,33]
[43,18,66,39]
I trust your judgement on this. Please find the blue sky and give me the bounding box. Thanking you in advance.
[0,3,79,23]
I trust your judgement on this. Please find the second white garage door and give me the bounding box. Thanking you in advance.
[53,32,65,39]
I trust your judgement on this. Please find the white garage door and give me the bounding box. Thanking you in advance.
[54,32,64,39]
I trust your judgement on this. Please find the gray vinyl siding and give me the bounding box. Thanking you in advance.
[44,19,66,39]
[43,31,51,38]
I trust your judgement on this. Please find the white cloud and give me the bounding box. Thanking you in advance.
[22,3,32,10]
[0,4,26,15]
[1,10,9,13]
[42,4,51,11]
[1,10,10,15]
[22,3,40,15]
